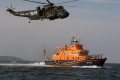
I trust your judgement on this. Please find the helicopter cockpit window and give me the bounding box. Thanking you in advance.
[59,6,63,9]
[56,6,63,9]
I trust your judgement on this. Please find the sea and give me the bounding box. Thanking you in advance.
[0,61,120,80]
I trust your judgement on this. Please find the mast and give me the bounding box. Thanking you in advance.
[70,35,78,45]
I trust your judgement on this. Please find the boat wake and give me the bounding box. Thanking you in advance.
[0,62,50,67]
[71,65,102,68]
[0,62,103,68]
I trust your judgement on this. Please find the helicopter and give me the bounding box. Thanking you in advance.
[7,0,78,23]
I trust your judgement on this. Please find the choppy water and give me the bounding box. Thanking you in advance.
[0,62,120,80]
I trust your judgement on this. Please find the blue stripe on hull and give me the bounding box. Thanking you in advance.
[45,59,106,67]
[75,61,105,66]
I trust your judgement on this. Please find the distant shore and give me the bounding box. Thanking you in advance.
[0,56,24,61]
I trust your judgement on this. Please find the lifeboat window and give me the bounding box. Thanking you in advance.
[74,52,76,54]
[64,52,68,55]
[56,53,59,55]
[77,52,79,54]
[72,52,73,54]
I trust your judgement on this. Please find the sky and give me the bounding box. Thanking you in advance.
[0,0,120,63]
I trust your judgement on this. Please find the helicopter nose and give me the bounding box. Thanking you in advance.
[60,12,69,18]
[66,12,69,17]
[57,10,69,19]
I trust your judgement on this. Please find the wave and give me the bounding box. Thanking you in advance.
[103,66,112,69]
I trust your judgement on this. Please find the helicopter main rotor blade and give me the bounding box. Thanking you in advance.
[56,0,79,4]
[23,0,47,4]
[58,5,77,7]
[46,0,51,3]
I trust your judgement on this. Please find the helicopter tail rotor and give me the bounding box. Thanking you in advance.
[7,4,16,15]
[7,4,16,12]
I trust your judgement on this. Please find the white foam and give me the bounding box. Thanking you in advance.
[0,62,103,68]
[0,62,48,67]
[72,65,102,68]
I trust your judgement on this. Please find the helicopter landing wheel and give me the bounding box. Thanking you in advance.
[29,21,31,23]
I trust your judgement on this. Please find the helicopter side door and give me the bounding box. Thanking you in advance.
[39,10,44,16]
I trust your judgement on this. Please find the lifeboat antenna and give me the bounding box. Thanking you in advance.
[78,31,80,44]
[78,38,80,44]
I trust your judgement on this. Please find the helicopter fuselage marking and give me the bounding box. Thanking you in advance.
[30,11,37,15]
[25,13,29,15]
[20,13,24,16]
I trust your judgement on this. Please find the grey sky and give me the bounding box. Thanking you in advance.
[0,0,120,63]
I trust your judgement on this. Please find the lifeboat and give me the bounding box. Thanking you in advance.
[44,36,107,67]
